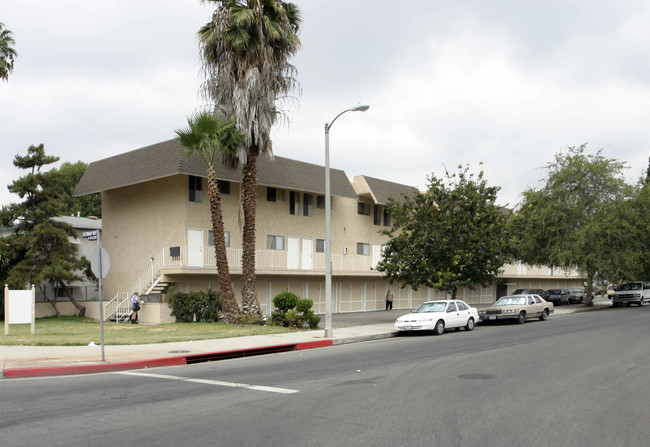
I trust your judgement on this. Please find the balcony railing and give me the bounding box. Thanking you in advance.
[160,246,380,273]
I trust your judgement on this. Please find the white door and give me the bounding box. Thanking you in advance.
[372,244,382,269]
[302,238,313,270]
[188,229,204,267]
[287,237,300,269]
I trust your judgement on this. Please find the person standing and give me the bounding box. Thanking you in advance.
[385,289,394,310]
[131,292,141,324]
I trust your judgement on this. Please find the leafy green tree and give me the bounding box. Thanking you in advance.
[175,111,244,323]
[511,144,639,305]
[377,165,511,299]
[50,161,102,217]
[0,22,17,82]
[199,0,302,316]
[631,158,650,279]
[0,145,91,316]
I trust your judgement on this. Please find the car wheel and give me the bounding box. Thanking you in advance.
[465,317,475,331]
[539,309,549,321]
[516,312,526,324]
[639,300,644,307]
[433,320,445,335]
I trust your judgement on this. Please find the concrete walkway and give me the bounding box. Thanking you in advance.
[0,298,612,379]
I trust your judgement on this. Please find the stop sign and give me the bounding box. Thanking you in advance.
[91,248,110,278]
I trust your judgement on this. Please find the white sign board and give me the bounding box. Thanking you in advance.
[4,285,35,335]
[8,290,32,324]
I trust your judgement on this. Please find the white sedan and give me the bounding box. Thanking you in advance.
[394,300,479,335]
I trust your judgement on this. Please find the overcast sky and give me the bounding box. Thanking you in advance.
[2,0,649,210]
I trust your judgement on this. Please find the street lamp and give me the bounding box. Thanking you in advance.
[324,104,370,338]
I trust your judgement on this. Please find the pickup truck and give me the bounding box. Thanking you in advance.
[611,282,650,307]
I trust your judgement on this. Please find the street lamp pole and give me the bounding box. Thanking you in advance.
[324,104,369,338]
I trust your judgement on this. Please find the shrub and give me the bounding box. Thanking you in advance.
[273,291,299,312]
[270,292,319,329]
[167,289,223,323]
[235,312,265,326]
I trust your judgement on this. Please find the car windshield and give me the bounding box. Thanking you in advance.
[616,283,642,291]
[495,296,526,306]
[412,302,447,313]
[547,289,561,294]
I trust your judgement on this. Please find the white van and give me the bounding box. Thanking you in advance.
[611,282,650,307]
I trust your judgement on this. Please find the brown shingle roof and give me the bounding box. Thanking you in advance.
[355,175,418,205]
[74,139,357,199]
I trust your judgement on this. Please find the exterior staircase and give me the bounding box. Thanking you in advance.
[103,249,173,322]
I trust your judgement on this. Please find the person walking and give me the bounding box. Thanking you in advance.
[385,289,394,310]
[131,292,141,324]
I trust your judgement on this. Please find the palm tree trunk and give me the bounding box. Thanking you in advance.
[241,151,261,315]
[207,167,240,322]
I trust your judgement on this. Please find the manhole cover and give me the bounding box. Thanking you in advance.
[457,374,497,380]
[167,350,191,354]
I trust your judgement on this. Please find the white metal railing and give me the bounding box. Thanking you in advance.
[159,246,380,273]
[499,263,582,278]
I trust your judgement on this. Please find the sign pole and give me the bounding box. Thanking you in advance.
[97,230,105,362]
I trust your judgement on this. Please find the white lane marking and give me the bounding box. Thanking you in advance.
[114,371,299,394]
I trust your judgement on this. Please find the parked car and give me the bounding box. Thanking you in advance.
[479,294,554,324]
[546,289,571,305]
[611,282,650,307]
[567,287,585,304]
[606,285,616,299]
[512,288,550,301]
[394,300,479,335]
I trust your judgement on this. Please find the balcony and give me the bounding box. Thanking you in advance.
[160,246,381,276]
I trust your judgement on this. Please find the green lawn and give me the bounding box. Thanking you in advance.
[0,316,299,346]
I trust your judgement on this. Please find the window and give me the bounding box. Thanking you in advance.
[208,230,230,248]
[267,187,286,203]
[217,180,230,195]
[189,176,202,203]
[358,202,371,215]
[383,207,391,226]
[316,239,325,253]
[289,191,300,215]
[317,195,326,209]
[303,193,313,217]
[267,235,285,250]
[447,303,458,312]
[373,205,381,225]
[457,301,469,311]
[357,242,370,255]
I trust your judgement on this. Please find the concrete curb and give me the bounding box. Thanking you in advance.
[2,339,334,379]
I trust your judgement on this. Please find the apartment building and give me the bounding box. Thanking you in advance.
[74,139,583,323]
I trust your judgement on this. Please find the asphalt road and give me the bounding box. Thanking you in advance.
[2,306,649,447]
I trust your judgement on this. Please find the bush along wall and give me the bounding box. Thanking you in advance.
[167,289,223,323]
[270,291,320,329]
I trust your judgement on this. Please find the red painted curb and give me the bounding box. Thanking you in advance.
[3,339,333,379]
[3,356,187,379]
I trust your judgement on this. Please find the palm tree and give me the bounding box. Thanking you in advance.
[199,0,301,315]
[0,22,18,82]
[175,111,244,323]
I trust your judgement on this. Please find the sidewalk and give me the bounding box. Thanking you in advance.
[0,299,612,379]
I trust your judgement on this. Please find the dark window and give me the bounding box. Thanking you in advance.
[267,235,285,250]
[290,191,300,215]
[383,207,391,226]
[303,193,313,217]
[267,187,276,202]
[358,202,370,215]
[317,195,325,209]
[208,230,230,247]
[373,205,381,225]
[316,239,325,253]
[357,242,370,255]
[217,180,230,195]
[189,176,202,203]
